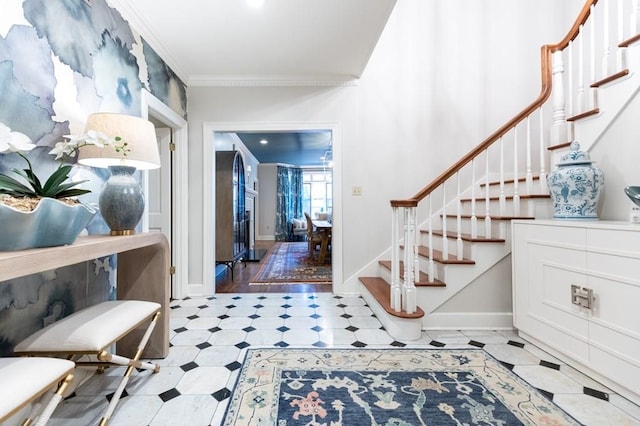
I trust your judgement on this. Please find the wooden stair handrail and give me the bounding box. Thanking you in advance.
[391,0,597,208]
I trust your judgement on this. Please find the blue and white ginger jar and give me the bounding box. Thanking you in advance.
[547,141,604,219]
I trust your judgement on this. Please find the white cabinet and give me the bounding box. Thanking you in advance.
[512,220,640,403]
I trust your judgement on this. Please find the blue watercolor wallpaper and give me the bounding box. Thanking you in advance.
[0,0,187,356]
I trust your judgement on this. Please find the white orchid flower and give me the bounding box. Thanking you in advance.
[50,130,116,160]
[49,140,77,160]
[0,122,36,154]
[82,130,114,148]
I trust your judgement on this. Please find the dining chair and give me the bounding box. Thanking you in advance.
[304,212,323,258]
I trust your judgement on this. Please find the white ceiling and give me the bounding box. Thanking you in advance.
[108,0,397,86]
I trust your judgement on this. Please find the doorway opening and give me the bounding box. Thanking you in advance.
[202,122,342,296]
[141,90,189,299]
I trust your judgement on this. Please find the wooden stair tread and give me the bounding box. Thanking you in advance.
[359,277,425,319]
[442,214,535,220]
[548,141,572,151]
[378,260,446,287]
[567,108,599,122]
[425,230,505,243]
[620,33,640,47]
[460,194,549,202]
[416,245,475,264]
[591,69,629,88]
[480,176,541,187]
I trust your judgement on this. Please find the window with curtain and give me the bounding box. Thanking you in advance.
[275,166,303,241]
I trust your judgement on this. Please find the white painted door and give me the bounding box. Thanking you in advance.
[149,127,173,286]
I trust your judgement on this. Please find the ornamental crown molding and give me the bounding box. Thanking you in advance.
[187,74,360,87]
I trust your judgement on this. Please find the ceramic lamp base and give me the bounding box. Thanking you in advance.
[99,165,144,235]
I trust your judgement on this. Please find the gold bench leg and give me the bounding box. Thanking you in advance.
[99,312,161,426]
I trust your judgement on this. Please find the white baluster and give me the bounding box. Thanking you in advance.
[577,24,587,112]
[603,0,611,78]
[551,51,567,145]
[632,0,640,34]
[617,0,626,70]
[589,5,597,109]
[456,171,463,260]
[568,41,575,122]
[499,137,506,217]
[539,108,547,194]
[513,128,520,217]
[526,116,533,193]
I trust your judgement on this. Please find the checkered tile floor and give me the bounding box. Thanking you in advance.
[47,293,640,425]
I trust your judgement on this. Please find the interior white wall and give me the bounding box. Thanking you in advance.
[592,93,640,220]
[186,0,581,295]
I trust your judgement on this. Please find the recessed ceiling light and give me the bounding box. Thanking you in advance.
[259,139,268,145]
[246,0,265,8]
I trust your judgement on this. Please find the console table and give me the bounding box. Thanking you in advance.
[0,233,170,358]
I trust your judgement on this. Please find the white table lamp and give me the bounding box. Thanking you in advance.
[78,113,160,235]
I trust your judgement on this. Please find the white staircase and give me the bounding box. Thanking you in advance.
[360,0,640,340]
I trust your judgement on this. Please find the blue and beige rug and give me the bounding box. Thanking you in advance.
[223,348,580,425]
[250,242,332,285]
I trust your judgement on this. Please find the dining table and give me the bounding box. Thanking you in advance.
[311,220,332,264]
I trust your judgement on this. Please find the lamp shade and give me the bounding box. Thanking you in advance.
[78,113,160,170]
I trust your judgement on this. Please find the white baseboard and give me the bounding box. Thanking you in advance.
[422,312,514,330]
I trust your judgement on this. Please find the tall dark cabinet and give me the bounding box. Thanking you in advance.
[215,151,247,278]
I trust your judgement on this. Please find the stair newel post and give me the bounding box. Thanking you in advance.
[407,206,417,314]
[551,50,568,145]
[390,206,401,312]
[402,207,416,314]
[428,197,435,280]
[499,136,506,217]
[484,149,492,239]
[441,185,449,260]
[513,128,521,217]
[470,160,478,239]
[456,171,464,260]
[538,108,548,194]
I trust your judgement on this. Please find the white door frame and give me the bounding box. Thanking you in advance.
[141,90,189,299]
[202,121,343,296]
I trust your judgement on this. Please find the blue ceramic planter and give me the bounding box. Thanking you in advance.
[547,141,604,219]
[0,197,97,251]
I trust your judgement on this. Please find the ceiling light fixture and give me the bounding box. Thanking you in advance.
[246,0,265,8]
[259,139,268,145]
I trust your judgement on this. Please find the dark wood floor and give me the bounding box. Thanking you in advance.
[215,240,333,293]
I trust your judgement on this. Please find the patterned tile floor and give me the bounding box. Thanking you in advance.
[47,292,640,425]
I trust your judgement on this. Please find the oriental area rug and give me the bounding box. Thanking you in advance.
[222,348,580,426]
[250,242,332,285]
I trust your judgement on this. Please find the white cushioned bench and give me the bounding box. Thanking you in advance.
[14,300,161,426]
[0,357,74,426]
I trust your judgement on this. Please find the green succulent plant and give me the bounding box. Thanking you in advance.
[0,152,91,199]
[0,123,128,200]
